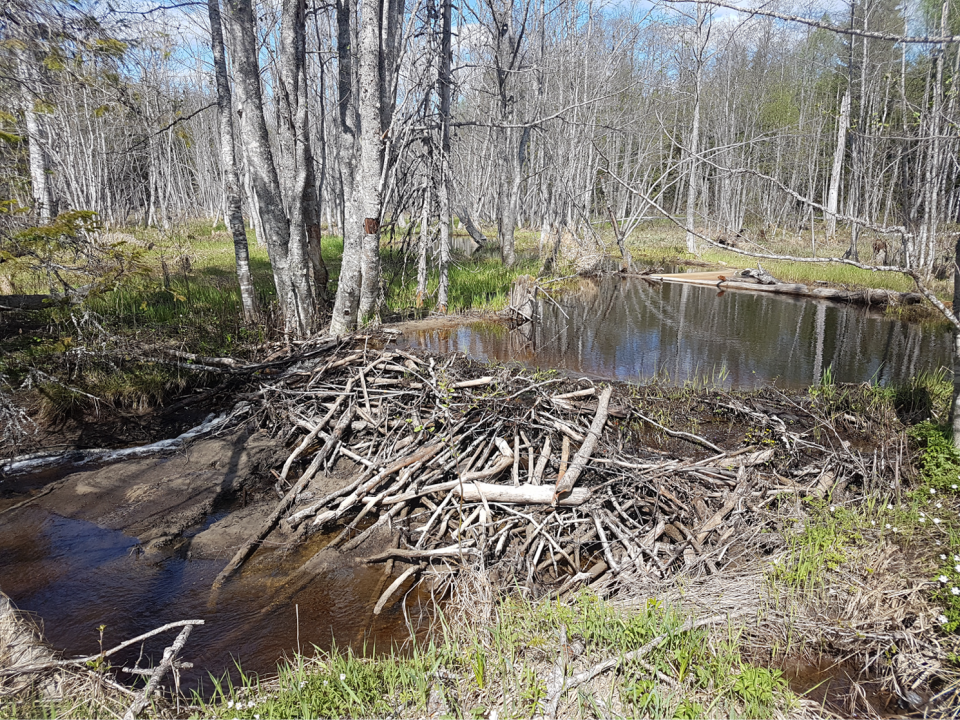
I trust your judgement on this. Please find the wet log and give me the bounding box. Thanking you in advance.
[453,482,590,506]
[372,563,423,615]
[646,273,922,307]
[213,405,356,588]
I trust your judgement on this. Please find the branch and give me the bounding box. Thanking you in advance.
[678,0,960,44]
[595,144,960,332]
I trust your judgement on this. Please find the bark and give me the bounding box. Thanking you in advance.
[222,0,316,337]
[416,181,431,306]
[206,0,258,323]
[826,89,850,239]
[17,46,55,221]
[329,0,363,335]
[278,0,320,332]
[436,0,453,312]
[356,0,384,323]
[684,7,706,254]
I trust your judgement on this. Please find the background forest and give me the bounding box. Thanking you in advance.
[1,0,958,336]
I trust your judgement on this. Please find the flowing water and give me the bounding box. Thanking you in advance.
[401,275,951,387]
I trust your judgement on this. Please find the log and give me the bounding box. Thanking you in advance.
[553,386,613,503]
[453,481,590,506]
[646,273,922,307]
[373,564,423,615]
[213,405,356,588]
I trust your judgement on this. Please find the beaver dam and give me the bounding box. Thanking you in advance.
[2,332,960,718]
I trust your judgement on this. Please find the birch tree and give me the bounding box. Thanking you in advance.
[222,0,317,336]
[206,0,258,323]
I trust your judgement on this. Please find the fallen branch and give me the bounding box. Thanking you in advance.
[553,387,612,503]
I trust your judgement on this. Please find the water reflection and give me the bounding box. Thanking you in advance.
[0,506,419,694]
[403,276,951,388]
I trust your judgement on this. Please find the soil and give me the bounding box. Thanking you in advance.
[2,425,282,558]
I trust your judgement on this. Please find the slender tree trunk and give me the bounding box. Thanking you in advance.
[277,0,320,331]
[416,181,431,306]
[356,0,384,323]
[826,89,850,239]
[223,0,314,336]
[329,0,362,335]
[17,46,56,221]
[206,0,258,323]
[436,0,453,312]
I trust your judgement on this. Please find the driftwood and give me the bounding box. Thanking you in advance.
[646,271,922,307]
[553,386,612,502]
[454,482,590,506]
[0,409,239,479]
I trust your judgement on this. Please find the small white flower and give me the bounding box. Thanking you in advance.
[953,587,960,596]
[955,555,960,562]
[940,575,949,583]
[227,701,234,709]
[885,523,892,529]
[340,673,347,681]
[255,715,260,720]
[937,503,943,509]
[920,517,926,523]
[893,527,899,532]
[830,505,836,512]
[887,504,894,510]
[920,511,926,517]
[871,520,876,526]
[941,554,948,560]
[939,614,949,625]
[956,565,960,573]
[299,681,306,688]
[931,488,937,494]
[952,484,958,489]
[934,518,941,524]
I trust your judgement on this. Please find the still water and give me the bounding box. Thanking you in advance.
[0,501,420,694]
[402,275,951,388]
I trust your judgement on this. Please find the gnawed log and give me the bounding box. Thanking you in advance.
[453,482,590,506]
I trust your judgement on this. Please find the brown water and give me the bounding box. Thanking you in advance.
[402,275,950,388]
[0,501,422,695]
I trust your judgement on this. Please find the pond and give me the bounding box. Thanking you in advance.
[400,275,952,388]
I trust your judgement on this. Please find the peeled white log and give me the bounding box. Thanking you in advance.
[453,482,590,506]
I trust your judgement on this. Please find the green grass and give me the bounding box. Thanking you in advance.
[382,243,540,316]
[185,592,793,719]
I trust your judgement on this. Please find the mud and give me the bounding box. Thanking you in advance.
[0,426,421,694]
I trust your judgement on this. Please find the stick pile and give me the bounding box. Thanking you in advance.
[214,338,895,611]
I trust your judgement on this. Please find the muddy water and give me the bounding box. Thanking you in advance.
[0,498,421,694]
[402,275,951,388]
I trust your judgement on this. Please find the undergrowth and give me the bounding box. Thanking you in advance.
[190,592,793,719]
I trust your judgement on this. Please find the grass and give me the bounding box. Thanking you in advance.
[186,591,794,719]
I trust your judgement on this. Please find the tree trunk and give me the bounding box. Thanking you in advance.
[206,0,258,323]
[436,0,453,312]
[18,46,56,221]
[356,0,384,323]
[329,0,363,335]
[222,0,314,336]
[277,0,320,331]
[826,89,850,239]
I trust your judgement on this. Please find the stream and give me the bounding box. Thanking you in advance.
[401,275,952,387]
[0,275,952,697]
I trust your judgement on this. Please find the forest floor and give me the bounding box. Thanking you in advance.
[1,219,960,718]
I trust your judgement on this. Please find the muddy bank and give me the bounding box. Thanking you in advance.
[0,423,422,694]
